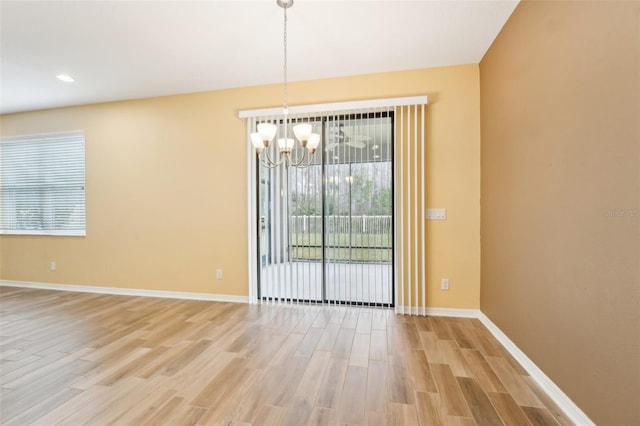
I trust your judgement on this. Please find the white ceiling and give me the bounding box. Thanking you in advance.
[0,0,518,114]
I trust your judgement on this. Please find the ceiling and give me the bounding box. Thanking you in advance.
[0,0,518,115]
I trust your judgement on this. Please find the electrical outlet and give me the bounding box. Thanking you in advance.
[441,278,449,290]
[216,269,223,280]
[50,261,56,271]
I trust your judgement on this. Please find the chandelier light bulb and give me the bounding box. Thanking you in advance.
[251,133,265,152]
[277,138,295,153]
[257,123,278,144]
[293,123,312,143]
[307,134,320,153]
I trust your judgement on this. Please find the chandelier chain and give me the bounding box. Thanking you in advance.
[283,5,288,111]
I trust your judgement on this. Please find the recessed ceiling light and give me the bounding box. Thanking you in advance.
[372,145,379,150]
[56,74,75,83]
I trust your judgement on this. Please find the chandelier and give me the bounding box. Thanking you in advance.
[250,0,320,169]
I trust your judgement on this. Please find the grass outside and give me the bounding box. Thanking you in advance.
[291,232,391,247]
[291,247,391,262]
[290,232,392,262]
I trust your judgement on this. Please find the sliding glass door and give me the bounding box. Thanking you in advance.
[323,114,393,305]
[257,112,393,307]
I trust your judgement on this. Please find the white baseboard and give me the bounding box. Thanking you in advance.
[0,280,249,304]
[477,312,594,426]
[395,306,481,317]
[425,307,481,318]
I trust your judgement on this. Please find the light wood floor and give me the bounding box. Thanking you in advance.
[0,286,572,426]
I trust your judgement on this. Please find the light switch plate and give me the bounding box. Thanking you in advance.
[427,208,447,220]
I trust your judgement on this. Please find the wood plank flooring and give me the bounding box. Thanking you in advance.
[0,287,572,425]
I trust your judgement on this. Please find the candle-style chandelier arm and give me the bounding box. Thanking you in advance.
[290,155,314,169]
[288,147,310,168]
[260,146,286,169]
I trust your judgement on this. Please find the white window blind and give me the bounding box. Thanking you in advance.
[0,131,86,236]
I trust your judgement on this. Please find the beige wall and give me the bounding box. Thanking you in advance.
[0,64,481,309]
[480,1,640,424]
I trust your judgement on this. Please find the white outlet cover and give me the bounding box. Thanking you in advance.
[427,208,447,220]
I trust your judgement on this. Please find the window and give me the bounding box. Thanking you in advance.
[1,131,86,236]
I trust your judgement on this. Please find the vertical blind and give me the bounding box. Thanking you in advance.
[242,96,428,315]
[395,104,427,315]
[0,131,86,236]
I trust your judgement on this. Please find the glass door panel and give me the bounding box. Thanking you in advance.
[258,118,323,302]
[324,114,393,306]
[257,113,393,307]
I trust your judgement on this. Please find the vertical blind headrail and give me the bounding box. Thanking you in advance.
[239,96,428,119]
